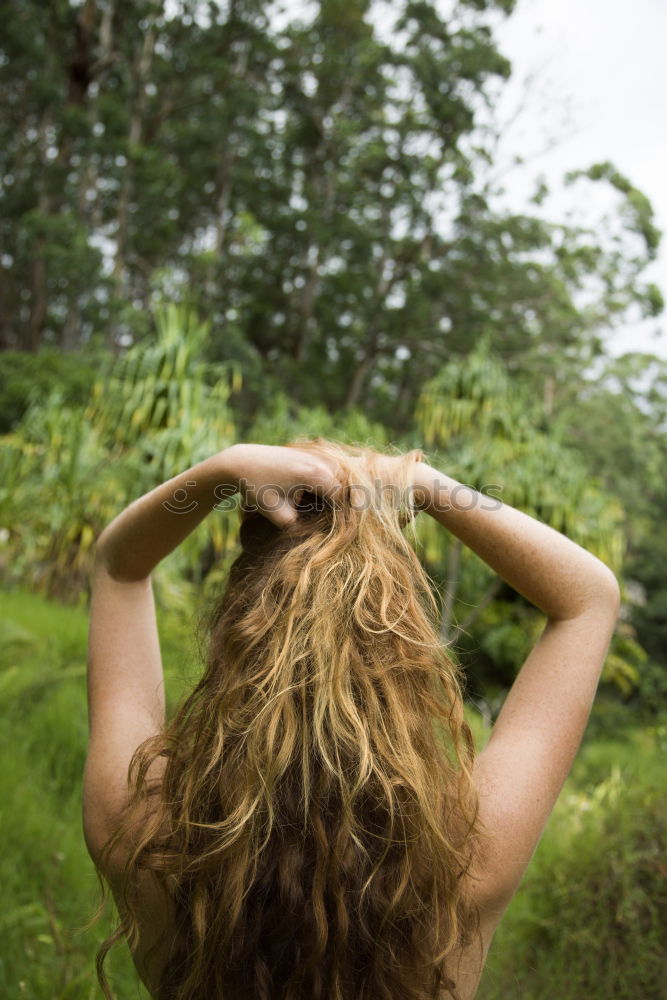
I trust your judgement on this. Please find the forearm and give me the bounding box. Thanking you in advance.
[95,450,239,582]
[415,462,620,621]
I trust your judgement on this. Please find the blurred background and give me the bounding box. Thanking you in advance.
[1,0,665,996]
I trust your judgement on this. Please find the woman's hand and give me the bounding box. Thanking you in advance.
[221,443,342,528]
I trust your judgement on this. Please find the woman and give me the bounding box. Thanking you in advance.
[83,439,620,1000]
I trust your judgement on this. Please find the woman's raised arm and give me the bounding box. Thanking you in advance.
[414,461,620,914]
[94,443,340,581]
[414,462,619,621]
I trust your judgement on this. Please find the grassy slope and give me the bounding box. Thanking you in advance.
[0,589,197,1000]
[1,590,665,999]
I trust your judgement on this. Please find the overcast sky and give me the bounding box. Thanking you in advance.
[483,0,667,358]
[275,0,666,358]
[360,0,667,357]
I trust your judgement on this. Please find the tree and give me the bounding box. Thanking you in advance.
[2,0,659,417]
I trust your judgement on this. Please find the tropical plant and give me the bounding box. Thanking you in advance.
[0,306,239,600]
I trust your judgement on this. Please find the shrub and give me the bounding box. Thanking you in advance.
[481,736,667,999]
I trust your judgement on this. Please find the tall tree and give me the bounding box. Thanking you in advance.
[2,0,659,390]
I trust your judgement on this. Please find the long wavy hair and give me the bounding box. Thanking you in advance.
[90,439,483,1000]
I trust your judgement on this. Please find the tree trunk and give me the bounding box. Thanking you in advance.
[292,76,354,367]
[113,22,156,310]
[212,147,235,252]
[27,108,53,352]
[0,245,10,348]
[294,168,337,365]
[27,1,103,351]
[345,347,376,410]
[345,237,396,409]
[206,37,250,297]
[60,307,79,351]
[77,0,115,226]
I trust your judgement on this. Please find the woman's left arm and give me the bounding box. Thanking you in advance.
[94,442,340,579]
[83,444,338,870]
[93,448,242,582]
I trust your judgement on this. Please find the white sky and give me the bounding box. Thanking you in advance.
[274,0,667,359]
[488,0,667,358]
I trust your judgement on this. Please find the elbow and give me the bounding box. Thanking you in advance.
[91,534,152,584]
[593,567,622,620]
[92,532,112,572]
[549,566,621,625]
[92,536,106,569]
[91,533,123,580]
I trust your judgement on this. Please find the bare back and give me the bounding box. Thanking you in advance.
[112,863,502,1000]
[109,607,620,998]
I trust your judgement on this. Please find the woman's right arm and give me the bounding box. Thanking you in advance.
[414,462,621,914]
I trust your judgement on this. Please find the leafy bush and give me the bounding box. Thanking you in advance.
[0,348,102,433]
[0,307,239,601]
[481,729,667,999]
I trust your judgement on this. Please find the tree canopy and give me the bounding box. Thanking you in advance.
[1,0,665,712]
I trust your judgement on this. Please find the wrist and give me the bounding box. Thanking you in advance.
[414,462,451,514]
[215,444,246,492]
[414,464,474,517]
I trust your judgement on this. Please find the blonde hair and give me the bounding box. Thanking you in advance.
[92,439,482,999]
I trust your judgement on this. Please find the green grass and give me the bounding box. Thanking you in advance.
[479,753,667,999]
[0,589,195,999]
[2,589,666,998]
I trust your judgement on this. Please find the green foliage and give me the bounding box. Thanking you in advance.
[0,589,197,998]
[2,589,665,998]
[416,343,626,568]
[602,621,647,698]
[1,0,660,440]
[0,349,103,433]
[0,305,239,600]
[549,351,667,703]
[0,397,120,599]
[247,392,390,449]
[472,599,544,684]
[413,341,642,696]
[1,308,659,705]
[94,304,238,471]
[634,659,667,716]
[481,730,667,999]
[567,162,662,257]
